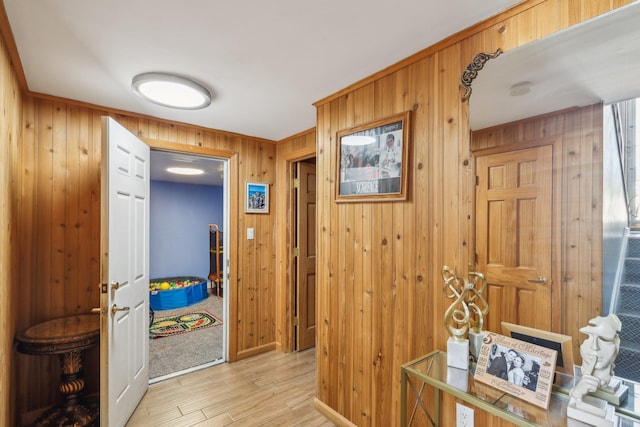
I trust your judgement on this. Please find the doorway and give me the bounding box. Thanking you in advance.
[294,158,317,351]
[148,149,229,381]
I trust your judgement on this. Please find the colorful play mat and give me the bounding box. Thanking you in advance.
[149,310,221,339]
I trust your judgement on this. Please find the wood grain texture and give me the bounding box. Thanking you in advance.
[0,19,22,427]
[472,104,603,364]
[274,129,316,353]
[313,1,624,425]
[1,0,631,425]
[13,95,278,419]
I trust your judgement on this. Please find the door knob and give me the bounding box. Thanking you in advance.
[111,304,130,315]
[111,281,120,291]
[528,276,548,284]
[91,307,104,315]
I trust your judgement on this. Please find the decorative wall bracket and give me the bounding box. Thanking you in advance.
[460,49,503,102]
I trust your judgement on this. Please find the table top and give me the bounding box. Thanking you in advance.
[402,350,640,426]
[15,314,100,355]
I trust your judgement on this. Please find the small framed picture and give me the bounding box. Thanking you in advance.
[245,181,269,214]
[335,111,410,202]
[474,332,558,409]
[501,322,574,376]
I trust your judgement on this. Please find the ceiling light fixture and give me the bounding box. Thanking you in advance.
[509,81,532,97]
[132,72,212,109]
[166,167,204,176]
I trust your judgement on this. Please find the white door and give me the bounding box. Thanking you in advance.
[99,117,150,426]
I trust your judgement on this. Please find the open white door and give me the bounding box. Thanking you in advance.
[100,117,150,426]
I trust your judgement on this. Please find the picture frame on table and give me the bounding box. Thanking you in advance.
[501,321,574,376]
[474,332,558,409]
[245,181,269,214]
[335,111,410,202]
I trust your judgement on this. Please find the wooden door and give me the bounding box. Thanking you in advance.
[100,117,150,426]
[296,161,317,350]
[475,145,553,332]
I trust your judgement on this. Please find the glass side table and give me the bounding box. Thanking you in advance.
[401,350,640,426]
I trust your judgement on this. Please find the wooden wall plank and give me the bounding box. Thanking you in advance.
[13,96,279,417]
[0,23,22,426]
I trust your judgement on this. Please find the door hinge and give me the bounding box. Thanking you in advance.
[475,175,479,186]
[293,178,299,188]
[293,247,299,257]
[294,317,299,326]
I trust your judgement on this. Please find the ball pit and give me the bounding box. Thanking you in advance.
[149,276,208,310]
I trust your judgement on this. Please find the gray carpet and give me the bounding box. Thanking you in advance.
[149,291,224,379]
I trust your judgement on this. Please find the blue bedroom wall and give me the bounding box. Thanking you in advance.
[150,181,224,280]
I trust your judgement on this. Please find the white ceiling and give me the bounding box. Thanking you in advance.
[150,150,224,186]
[4,0,523,144]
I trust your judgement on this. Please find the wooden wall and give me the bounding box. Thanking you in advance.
[471,104,603,366]
[313,0,630,425]
[0,17,22,427]
[13,95,279,419]
[0,0,632,425]
[275,129,316,352]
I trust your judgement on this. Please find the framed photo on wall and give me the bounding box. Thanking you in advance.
[335,111,410,202]
[245,181,269,214]
[474,332,558,409]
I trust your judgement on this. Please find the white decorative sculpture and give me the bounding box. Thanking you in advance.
[442,266,488,370]
[567,314,623,427]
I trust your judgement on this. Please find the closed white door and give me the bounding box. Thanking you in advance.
[100,117,150,427]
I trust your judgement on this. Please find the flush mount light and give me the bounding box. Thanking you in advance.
[167,167,204,176]
[509,81,532,97]
[132,72,212,109]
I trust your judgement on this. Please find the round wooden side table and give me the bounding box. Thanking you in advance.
[15,314,100,427]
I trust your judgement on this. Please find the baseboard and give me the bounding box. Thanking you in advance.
[235,342,277,360]
[314,398,357,427]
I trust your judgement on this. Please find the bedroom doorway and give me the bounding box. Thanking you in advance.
[148,149,229,382]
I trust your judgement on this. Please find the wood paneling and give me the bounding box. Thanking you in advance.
[472,105,604,365]
[1,0,632,425]
[13,95,279,419]
[275,129,316,353]
[313,1,625,425]
[0,18,22,427]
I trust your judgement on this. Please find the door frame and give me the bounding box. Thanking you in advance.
[141,138,241,361]
[470,136,563,333]
[278,147,316,352]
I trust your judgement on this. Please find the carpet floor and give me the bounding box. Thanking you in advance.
[149,290,224,379]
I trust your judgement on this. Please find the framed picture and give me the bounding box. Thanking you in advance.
[502,322,574,376]
[245,181,269,214]
[474,332,558,409]
[336,111,410,202]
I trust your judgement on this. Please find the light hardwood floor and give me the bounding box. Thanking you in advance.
[126,349,335,426]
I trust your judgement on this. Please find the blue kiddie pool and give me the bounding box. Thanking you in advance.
[149,276,208,310]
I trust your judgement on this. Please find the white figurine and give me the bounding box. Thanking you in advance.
[567,314,622,427]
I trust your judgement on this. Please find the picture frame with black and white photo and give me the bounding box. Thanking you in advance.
[474,332,558,409]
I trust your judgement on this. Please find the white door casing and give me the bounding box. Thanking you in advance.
[100,117,150,426]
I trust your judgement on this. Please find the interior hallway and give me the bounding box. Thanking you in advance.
[126,348,333,426]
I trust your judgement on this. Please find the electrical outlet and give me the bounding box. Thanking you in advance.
[456,402,474,427]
